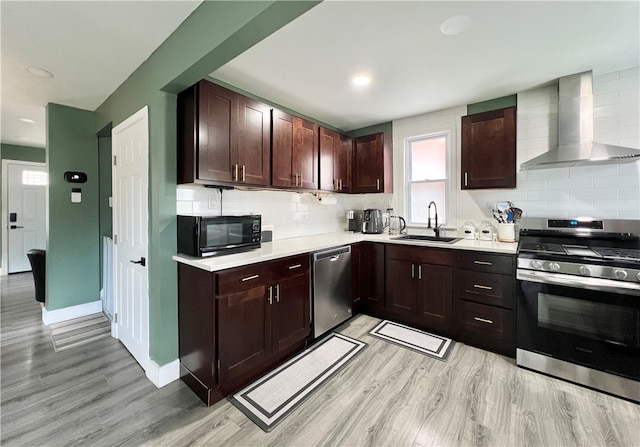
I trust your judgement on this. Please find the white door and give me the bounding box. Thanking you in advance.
[112,106,150,372]
[6,162,47,273]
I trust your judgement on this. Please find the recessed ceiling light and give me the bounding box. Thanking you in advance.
[440,14,472,36]
[352,75,371,86]
[18,117,36,124]
[26,67,54,79]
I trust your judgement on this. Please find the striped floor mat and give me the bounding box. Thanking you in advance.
[48,313,111,352]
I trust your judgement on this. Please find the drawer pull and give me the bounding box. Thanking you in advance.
[474,317,494,324]
[241,274,260,282]
[474,260,493,266]
[473,284,493,290]
[268,286,273,304]
[288,264,302,270]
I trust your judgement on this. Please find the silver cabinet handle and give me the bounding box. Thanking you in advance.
[275,284,280,303]
[474,260,493,266]
[268,286,273,304]
[242,165,246,182]
[241,274,259,282]
[418,265,422,280]
[376,178,380,191]
[233,164,239,182]
[473,284,493,290]
[464,172,468,186]
[474,317,494,324]
[411,264,415,279]
[288,264,302,270]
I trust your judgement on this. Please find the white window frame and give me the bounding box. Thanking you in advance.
[404,131,452,227]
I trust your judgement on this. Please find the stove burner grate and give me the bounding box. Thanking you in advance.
[593,247,640,261]
[519,243,565,254]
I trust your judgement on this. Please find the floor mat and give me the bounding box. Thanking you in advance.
[49,313,111,352]
[228,332,366,432]
[368,320,454,360]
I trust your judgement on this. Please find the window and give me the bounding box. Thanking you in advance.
[405,132,449,226]
[22,170,48,186]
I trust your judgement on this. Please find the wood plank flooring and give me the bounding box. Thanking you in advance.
[2,272,639,446]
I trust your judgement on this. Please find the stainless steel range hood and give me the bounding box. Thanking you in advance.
[520,71,640,171]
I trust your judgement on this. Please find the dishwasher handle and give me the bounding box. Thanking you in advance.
[313,246,351,262]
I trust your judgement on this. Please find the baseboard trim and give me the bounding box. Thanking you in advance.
[146,358,180,388]
[42,300,103,325]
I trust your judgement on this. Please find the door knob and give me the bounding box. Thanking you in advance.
[130,257,146,267]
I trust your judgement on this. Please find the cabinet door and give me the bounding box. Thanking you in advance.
[319,127,339,191]
[272,110,318,189]
[418,263,453,335]
[461,106,516,189]
[296,118,319,189]
[272,109,295,187]
[236,96,271,186]
[217,284,270,385]
[319,127,351,192]
[197,81,237,183]
[360,243,385,310]
[271,274,310,354]
[353,133,384,193]
[337,134,352,193]
[385,258,418,315]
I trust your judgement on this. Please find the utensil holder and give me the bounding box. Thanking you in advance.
[497,223,516,242]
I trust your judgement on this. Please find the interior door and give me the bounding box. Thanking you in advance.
[112,106,150,372]
[6,162,47,273]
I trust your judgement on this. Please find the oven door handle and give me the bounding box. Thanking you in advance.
[517,269,640,296]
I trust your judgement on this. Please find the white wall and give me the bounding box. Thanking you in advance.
[393,67,640,230]
[177,186,392,241]
[179,67,639,240]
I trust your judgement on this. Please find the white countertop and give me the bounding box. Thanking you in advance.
[173,232,518,272]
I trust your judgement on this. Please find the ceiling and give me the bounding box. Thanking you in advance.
[2,1,638,149]
[1,0,202,148]
[212,1,639,132]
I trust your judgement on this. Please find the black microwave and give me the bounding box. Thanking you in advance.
[177,215,261,257]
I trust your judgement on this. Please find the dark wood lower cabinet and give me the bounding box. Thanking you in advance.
[178,254,310,405]
[454,251,516,357]
[217,285,270,386]
[178,244,516,406]
[384,245,453,337]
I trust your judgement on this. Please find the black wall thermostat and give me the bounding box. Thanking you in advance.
[64,171,87,183]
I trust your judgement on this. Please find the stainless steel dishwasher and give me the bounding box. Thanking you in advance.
[312,245,352,339]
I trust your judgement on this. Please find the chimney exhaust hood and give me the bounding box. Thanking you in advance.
[520,71,640,171]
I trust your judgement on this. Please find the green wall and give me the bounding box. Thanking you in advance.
[46,104,99,310]
[0,143,46,269]
[467,94,517,115]
[94,1,320,366]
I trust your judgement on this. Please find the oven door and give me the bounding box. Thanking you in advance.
[516,269,640,381]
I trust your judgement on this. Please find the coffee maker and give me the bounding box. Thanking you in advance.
[346,210,362,233]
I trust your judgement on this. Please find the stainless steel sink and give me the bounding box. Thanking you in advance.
[393,234,462,244]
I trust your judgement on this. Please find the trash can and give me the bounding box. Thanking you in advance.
[26,249,46,304]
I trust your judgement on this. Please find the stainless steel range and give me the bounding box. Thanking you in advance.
[516,218,640,402]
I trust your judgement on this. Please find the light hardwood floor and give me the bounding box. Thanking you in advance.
[2,272,639,446]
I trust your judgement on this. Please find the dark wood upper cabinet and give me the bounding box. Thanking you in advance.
[319,127,352,192]
[177,80,270,186]
[461,106,516,189]
[352,132,393,193]
[272,109,318,189]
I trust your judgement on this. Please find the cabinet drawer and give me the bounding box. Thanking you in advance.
[458,270,513,309]
[216,264,267,295]
[456,251,513,275]
[268,254,310,279]
[386,245,452,266]
[456,300,514,356]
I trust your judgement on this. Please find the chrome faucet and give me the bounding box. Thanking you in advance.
[427,201,441,237]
